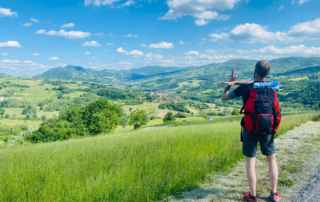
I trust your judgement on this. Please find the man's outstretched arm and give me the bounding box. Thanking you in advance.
[222,81,236,100]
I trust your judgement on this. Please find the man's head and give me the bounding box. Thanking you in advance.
[254,60,271,80]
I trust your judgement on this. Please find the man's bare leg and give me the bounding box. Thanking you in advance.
[246,157,257,196]
[267,154,278,193]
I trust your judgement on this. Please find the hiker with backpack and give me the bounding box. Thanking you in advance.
[222,60,282,202]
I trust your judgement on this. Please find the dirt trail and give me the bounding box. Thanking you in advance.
[164,121,320,202]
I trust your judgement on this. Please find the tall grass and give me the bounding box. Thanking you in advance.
[0,113,317,202]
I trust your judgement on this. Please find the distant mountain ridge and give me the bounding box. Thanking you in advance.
[277,65,320,76]
[35,57,320,85]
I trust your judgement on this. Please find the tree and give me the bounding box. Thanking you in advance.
[129,109,148,129]
[0,107,5,118]
[82,99,123,135]
[163,112,175,123]
[26,119,76,143]
[22,105,37,119]
[60,106,87,136]
[26,99,124,143]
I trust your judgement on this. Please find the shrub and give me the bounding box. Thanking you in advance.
[174,112,187,118]
[163,112,175,123]
[22,105,37,119]
[26,119,76,143]
[27,99,123,143]
[159,103,190,113]
[129,109,148,129]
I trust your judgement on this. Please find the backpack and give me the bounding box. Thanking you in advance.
[241,81,281,135]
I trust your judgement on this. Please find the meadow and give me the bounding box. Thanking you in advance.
[0,113,317,202]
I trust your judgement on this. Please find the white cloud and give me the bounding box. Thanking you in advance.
[0,7,17,17]
[289,18,320,37]
[32,53,40,57]
[82,40,102,47]
[124,33,138,38]
[149,41,174,49]
[84,0,135,7]
[23,22,33,27]
[116,47,127,54]
[292,0,310,5]
[23,18,40,27]
[182,45,320,65]
[210,18,320,44]
[0,58,47,69]
[162,0,239,26]
[0,41,22,48]
[185,50,199,56]
[30,18,39,23]
[61,22,75,29]
[209,23,287,43]
[209,32,229,42]
[128,49,144,57]
[230,23,286,42]
[49,56,60,61]
[123,0,135,7]
[255,45,320,57]
[116,47,144,57]
[36,29,91,39]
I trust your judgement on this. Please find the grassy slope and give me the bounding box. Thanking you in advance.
[0,113,317,202]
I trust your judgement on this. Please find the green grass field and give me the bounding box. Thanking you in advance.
[0,113,317,202]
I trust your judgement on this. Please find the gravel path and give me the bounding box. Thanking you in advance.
[291,166,320,202]
[164,121,320,202]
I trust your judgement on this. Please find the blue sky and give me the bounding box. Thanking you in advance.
[0,0,320,74]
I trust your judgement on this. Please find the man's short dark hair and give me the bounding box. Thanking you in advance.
[255,60,271,78]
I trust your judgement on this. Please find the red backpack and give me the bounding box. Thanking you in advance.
[241,83,281,135]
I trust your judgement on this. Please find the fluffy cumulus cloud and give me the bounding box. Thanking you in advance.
[210,18,320,44]
[210,23,287,43]
[82,40,102,47]
[0,7,17,17]
[116,47,144,57]
[289,18,320,37]
[0,41,22,48]
[84,0,135,7]
[149,41,174,49]
[162,0,239,26]
[61,22,75,29]
[116,47,127,54]
[36,29,91,39]
[128,49,144,57]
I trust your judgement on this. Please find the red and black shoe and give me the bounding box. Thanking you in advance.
[243,192,258,202]
[268,192,281,202]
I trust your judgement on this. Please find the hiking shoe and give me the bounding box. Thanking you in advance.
[243,192,258,202]
[268,192,281,202]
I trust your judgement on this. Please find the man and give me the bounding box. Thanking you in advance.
[222,60,281,202]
